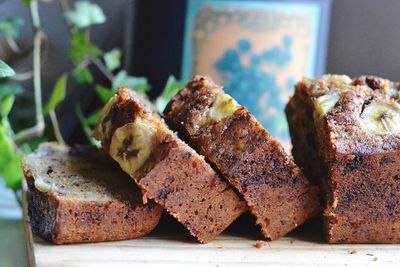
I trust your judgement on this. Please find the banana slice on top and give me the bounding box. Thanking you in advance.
[360,101,400,135]
[109,117,157,176]
[207,92,240,121]
[93,95,118,143]
[314,92,340,117]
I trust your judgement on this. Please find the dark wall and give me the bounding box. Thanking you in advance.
[129,0,186,98]
[327,0,400,80]
[130,0,400,94]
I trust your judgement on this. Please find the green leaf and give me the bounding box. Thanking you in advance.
[104,48,121,72]
[1,155,23,189]
[23,137,47,153]
[69,32,102,64]
[86,109,101,126]
[0,60,15,78]
[155,76,185,112]
[43,74,67,115]
[76,105,100,146]
[22,0,31,6]
[1,95,15,118]
[112,70,150,93]
[72,65,93,84]
[0,83,24,100]
[0,95,23,189]
[0,121,13,157]
[95,85,114,103]
[0,121,23,190]
[20,143,32,155]
[0,17,24,39]
[64,1,106,29]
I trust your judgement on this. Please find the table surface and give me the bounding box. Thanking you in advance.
[27,227,400,267]
[3,179,400,267]
[23,188,400,267]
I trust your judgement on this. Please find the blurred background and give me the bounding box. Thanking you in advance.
[2,0,400,144]
[1,0,400,266]
[2,0,400,213]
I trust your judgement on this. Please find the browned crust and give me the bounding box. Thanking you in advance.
[285,83,325,186]
[139,139,246,243]
[164,76,321,240]
[22,146,163,245]
[286,75,400,243]
[324,152,400,243]
[94,88,247,243]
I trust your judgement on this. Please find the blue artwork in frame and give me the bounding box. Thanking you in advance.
[182,0,332,148]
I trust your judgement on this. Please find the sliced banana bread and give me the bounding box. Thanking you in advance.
[22,143,163,244]
[286,75,400,243]
[93,88,246,243]
[164,76,321,240]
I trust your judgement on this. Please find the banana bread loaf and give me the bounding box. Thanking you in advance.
[93,88,246,243]
[286,74,400,243]
[164,76,320,240]
[22,143,163,244]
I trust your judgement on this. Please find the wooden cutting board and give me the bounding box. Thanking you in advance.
[22,185,400,267]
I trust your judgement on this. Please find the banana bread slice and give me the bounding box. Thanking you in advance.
[93,88,246,243]
[164,76,321,240]
[286,75,400,243]
[22,143,163,244]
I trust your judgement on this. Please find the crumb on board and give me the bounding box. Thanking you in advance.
[349,249,357,254]
[255,240,265,249]
[366,253,374,256]
[289,240,294,244]
[372,257,378,261]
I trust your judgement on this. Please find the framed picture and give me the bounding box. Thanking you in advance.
[182,0,331,146]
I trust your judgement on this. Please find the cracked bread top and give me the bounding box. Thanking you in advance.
[292,74,400,155]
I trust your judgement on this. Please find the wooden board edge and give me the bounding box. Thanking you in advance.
[22,180,37,267]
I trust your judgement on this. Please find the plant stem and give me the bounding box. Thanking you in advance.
[59,0,71,13]
[31,31,43,122]
[90,57,114,82]
[83,24,114,83]
[49,110,65,145]
[58,1,115,84]
[31,0,40,28]
[59,0,72,29]
[75,105,98,146]
[13,0,44,145]
[11,70,33,81]
[5,36,22,54]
